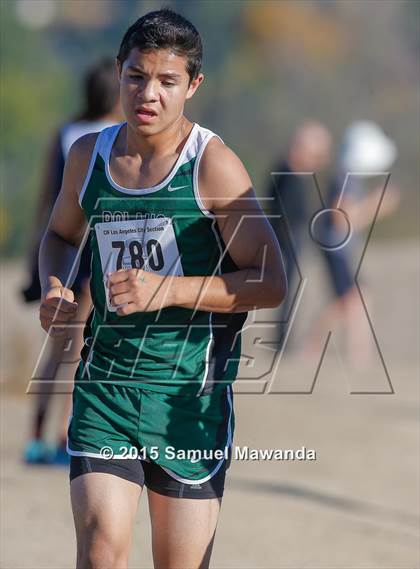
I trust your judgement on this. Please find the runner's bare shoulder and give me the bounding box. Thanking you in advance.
[47,133,99,246]
[64,132,99,201]
[198,136,253,212]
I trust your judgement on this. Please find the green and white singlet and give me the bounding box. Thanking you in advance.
[76,122,247,397]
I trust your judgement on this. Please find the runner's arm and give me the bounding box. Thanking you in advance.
[171,140,286,312]
[38,134,96,298]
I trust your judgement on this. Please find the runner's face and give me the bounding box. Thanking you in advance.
[118,48,203,134]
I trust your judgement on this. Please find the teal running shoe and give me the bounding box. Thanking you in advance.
[23,440,55,464]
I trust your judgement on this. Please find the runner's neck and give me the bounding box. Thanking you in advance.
[123,116,194,160]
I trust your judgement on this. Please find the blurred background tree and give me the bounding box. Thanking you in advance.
[1,0,418,257]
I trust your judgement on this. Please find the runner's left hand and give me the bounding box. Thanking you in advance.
[107,269,175,315]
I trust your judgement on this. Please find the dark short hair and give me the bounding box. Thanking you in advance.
[117,8,202,83]
[81,57,120,121]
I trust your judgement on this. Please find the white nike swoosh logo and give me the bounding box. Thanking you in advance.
[168,184,189,192]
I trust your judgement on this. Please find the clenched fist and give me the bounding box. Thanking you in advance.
[39,281,78,336]
[108,269,175,315]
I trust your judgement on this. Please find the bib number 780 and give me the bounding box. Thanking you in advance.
[112,239,164,271]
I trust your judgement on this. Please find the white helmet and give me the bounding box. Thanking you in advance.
[340,121,397,172]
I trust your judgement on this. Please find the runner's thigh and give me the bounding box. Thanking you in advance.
[71,472,142,550]
[148,489,221,569]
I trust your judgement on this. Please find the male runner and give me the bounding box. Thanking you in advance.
[39,9,286,569]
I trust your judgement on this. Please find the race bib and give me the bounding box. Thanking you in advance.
[95,217,183,311]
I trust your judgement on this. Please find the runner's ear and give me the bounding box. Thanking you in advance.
[116,58,122,80]
[186,74,204,100]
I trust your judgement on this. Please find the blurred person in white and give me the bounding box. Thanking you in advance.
[22,57,122,464]
[268,121,332,352]
[305,121,400,364]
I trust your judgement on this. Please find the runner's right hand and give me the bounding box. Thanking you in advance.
[39,282,78,336]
